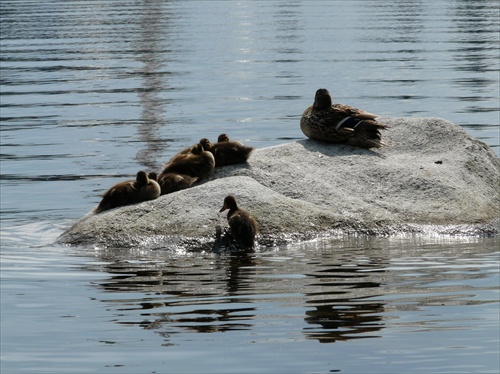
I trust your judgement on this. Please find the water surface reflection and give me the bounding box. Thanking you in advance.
[1,1,499,371]
[91,250,260,342]
[303,249,388,343]
[134,1,170,172]
[82,237,498,349]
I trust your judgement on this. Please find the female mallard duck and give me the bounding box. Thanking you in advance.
[300,88,389,148]
[160,142,215,180]
[219,195,258,249]
[208,133,254,166]
[95,170,160,213]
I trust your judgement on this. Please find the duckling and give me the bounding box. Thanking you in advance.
[178,138,211,155]
[157,173,198,195]
[160,142,215,180]
[95,170,160,213]
[219,195,258,249]
[300,88,389,148]
[147,172,159,182]
[217,133,231,143]
[217,133,246,146]
[209,133,254,166]
[199,137,213,151]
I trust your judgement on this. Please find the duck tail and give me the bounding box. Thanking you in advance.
[341,120,390,148]
[367,137,391,148]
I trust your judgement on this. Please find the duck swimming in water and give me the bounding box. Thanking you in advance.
[219,195,258,249]
[300,88,389,148]
[95,170,160,213]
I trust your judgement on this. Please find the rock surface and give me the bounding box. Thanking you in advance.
[58,117,500,250]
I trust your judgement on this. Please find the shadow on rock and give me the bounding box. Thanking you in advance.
[298,138,386,158]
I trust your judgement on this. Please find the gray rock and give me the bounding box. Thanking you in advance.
[58,117,500,250]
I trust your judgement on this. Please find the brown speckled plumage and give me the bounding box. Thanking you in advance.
[300,88,389,148]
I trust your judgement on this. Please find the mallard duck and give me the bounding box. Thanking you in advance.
[157,173,198,195]
[160,142,215,180]
[208,133,254,166]
[219,195,258,249]
[95,170,160,213]
[300,88,389,148]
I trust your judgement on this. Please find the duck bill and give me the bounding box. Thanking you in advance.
[219,204,227,213]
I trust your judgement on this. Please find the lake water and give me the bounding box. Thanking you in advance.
[1,0,499,373]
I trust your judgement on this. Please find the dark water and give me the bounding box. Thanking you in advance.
[1,1,499,373]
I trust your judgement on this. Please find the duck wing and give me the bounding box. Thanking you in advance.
[333,103,387,128]
[315,105,361,135]
[333,103,378,120]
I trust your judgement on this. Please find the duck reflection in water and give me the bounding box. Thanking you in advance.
[304,302,385,343]
[83,239,390,347]
[87,248,259,343]
[302,251,388,343]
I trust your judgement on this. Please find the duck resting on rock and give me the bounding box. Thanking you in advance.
[95,170,160,213]
[219,195,258,249]
[159,142,215,181]
[157,173,198,195]
[300,88,389,148]
[217,133,231,143]
[206,133,254,166]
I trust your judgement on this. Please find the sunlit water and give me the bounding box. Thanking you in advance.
[1,229,499,373]
[1,1,499,373]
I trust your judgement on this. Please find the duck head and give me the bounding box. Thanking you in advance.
[219,195,238,213]
[313,88,332,110]
[217,133,230,142]
[199,138,213,151]
[190,143,204,154]
[136,171,149,186]
[147,172,158,182]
